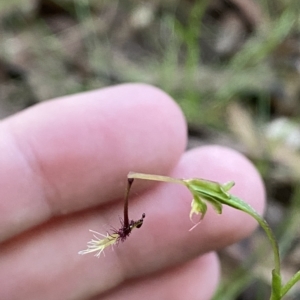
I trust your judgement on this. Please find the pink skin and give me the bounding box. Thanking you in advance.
[0,84,265,300]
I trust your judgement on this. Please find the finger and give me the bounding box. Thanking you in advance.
[0,83,187,241]
[0,146,265,300]
[97,252,219,300]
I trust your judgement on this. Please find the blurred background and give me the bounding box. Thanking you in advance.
[0,0,300,299]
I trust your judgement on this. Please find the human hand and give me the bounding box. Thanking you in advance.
[0,84,265,300]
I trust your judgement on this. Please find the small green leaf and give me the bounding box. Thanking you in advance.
[222,181,235,192]
[203,194,223,214]
[190,193,207,220]
[184,178,233,202]
[183,178,233,218]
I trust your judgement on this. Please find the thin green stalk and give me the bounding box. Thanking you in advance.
[230,196,281,280]
[233,197,281,300]
[281,270,300,297]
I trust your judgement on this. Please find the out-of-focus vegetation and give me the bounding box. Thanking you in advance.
[1,0,300,299]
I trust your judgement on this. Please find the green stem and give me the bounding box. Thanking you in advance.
[241,203,281,274]
[281,270,300,297]
[230,196,281,300]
